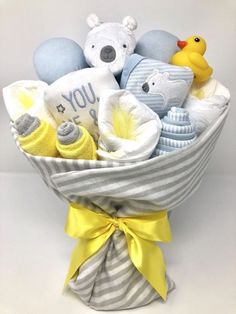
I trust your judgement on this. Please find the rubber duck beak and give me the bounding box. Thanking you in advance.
[177,40,187,49]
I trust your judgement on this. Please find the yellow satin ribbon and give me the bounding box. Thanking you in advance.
[64,203,172,300]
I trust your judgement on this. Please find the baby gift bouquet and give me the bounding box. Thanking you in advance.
[3,14,230,311]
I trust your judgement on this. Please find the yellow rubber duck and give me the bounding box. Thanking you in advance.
[171,36,213,83]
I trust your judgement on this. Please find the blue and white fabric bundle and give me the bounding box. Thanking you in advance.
[155,107,196,155]
[4,13,231,311]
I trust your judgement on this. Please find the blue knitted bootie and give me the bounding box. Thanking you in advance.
[155,107,196,156]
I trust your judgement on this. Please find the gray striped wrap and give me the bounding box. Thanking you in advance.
[10,105,229,310]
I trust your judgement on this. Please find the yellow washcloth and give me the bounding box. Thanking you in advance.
[56,123,97,160]
[15,114,58,157]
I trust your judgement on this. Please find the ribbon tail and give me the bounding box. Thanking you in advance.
[125,231,168,301]
[64,230,114,288]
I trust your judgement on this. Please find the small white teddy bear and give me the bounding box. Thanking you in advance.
[84,14,138,76]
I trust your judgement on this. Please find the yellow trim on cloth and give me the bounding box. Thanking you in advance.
[18,121,58,157]
[64,203,172,300]
[56,126,97,160]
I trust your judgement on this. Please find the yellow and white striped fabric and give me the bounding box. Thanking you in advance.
[10,104,229,310]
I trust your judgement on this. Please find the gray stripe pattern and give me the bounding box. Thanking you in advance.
[68,230,175,310]
[10,105,229,310]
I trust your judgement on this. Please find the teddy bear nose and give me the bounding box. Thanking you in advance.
[104,46,113,53]
[142,82,149,93]
[100,45,116,63]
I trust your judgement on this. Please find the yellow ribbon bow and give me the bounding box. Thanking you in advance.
[64,203,172,300]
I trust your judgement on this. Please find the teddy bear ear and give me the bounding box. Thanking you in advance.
[87,13,101,29]
[122,16,138,31]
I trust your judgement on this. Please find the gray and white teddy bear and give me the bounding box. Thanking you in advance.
[84,14,138,75]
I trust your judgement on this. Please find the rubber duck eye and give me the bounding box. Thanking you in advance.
[92,45,95,48]
[123,44,127,48]
[194,38,200,42]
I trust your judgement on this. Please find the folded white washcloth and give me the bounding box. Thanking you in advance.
[184,78,230,135]
[2,80,57,128]
[190,78,230,100]
[97,89,162,162]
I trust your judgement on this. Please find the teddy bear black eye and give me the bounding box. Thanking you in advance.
[194,38,200,42]
[123,44,127,48]
[92,45,95,48]
[152,82,155,85]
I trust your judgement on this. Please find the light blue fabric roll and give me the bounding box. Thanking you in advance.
[33,37,88,84]
[154,107,196,156]
[135,30,179,63]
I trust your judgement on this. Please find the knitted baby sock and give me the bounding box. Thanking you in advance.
[56,122,97,160]
[14,113,58,157]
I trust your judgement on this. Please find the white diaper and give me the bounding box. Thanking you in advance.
[97,89,162,162]
[2,80,56,128]
[184,79,230,135]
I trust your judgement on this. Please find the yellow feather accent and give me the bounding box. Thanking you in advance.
[112,107,136,140]
[191,89,205,99]
[16,89,34,110]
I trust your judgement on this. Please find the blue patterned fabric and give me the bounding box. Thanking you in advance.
[120,54,193,118]
[154,107,196,156]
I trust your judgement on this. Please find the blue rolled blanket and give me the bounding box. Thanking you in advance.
[155,107,196,155]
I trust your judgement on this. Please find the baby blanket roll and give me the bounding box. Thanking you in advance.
[10,101,229,310]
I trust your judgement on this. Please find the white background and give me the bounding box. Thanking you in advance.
[0,1,235,314]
